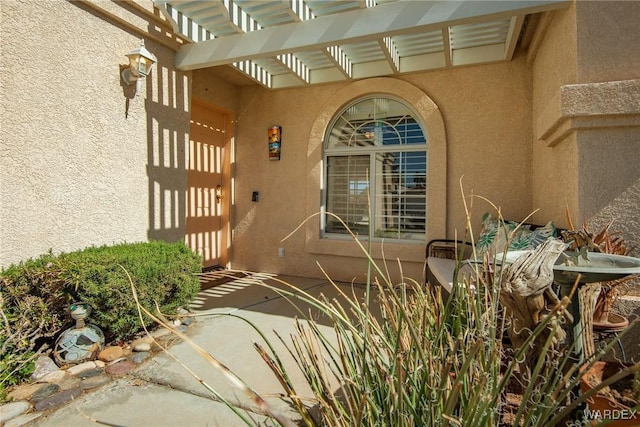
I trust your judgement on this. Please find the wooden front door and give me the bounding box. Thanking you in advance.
[185,99,231,269]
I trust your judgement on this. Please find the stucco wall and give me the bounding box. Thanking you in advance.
[575,1,640,84]
[192,69,239,112]
[230,57,534,283]
[530,6,579,229]
[403,56,535,233]
[577,128,640,257]
[3,0,638,284]
[530,3,640,257]
[0,1,190,267]
[573,1,640,256]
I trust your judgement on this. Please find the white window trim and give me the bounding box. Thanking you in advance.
[304,78,447,264]
[321,96,428,242]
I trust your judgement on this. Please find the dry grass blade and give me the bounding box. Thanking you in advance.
[121,265,297,427]
[253,342,317,426]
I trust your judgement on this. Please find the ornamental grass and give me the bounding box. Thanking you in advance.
[133,211,638,426]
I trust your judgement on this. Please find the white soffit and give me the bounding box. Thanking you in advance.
[155,0,570,89]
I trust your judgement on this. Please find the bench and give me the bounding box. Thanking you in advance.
[425,215,558,298]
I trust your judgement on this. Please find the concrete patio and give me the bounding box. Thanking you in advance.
[27,273,375,426]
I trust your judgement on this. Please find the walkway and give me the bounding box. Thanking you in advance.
[25,273,369,426]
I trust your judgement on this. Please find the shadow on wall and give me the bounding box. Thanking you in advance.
[580,130,640,259]
[67,0,190,245]
[145,62,190,243]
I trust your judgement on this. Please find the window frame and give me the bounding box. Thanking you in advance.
[321,95,428,243]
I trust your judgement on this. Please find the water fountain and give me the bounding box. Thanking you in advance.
[554,251,640,284]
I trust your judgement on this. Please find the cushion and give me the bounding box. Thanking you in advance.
[476,213,556,257]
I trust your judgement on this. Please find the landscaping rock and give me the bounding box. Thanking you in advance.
[2,322,194,422]
[80,374,111,390]
[131,351,150,364]
[29,383,60,402]
[34,388,83,412]
[53,375,81,391]
[30,356,60,381]
[76,367,104,379]
[131,335,153,345]
[104,360,134,376]
[133,342,151,352]
[39,369,67,383]
[98,346,124,362]
[66,361,97,376]
[0,401,31,424]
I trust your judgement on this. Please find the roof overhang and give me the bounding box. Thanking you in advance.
[155,0,571,89]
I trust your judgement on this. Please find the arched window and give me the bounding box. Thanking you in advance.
[323,96,427,241]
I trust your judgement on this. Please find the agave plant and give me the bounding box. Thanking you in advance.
[561,210,636,325]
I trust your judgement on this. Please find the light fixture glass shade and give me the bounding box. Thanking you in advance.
[121,39,157,96]
[125,39,157,78]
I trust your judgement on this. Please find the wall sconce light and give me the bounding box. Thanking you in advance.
[121,39,157,96]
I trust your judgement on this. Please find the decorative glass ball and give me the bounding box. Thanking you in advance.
[53,324,105,366]
[53,302,105,366]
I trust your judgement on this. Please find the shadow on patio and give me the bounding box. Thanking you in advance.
[191,270,383,327]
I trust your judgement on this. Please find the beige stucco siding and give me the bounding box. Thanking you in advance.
[530,6,578,228]
[192,68,240,113]
[230,58,535,283]
[403,56,535,234]
[578,129,640,250]
[530,2,640,260]
[575,1,640,84]
[2,0,638,281]
[0,1,189,266]
[573,0,640,248]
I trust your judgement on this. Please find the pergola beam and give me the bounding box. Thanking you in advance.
[173,0,570,71]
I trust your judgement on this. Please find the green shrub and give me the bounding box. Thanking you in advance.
[1,241,201,395]
[59,241,202,340]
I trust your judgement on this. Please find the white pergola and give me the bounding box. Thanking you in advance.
[155,0,570,89]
